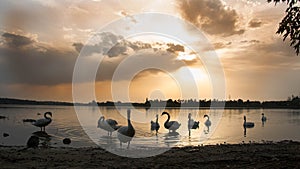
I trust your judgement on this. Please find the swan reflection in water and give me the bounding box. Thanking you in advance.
[164,131,180,147]
[31,131,52,148]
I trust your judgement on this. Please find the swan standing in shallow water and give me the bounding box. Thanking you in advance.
[188,113,199,136]
[243,116,254,128]
[97,116,120,136]
[151,114,160,135]
[204,114,211,133]
[117,109,135,148]
[161,112,181,132]
[261,113,267,122]
[32,112,52,131]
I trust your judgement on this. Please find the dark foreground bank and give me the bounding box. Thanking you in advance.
[0,140,299,169]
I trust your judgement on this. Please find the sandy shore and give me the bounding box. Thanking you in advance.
[0,140,299,169]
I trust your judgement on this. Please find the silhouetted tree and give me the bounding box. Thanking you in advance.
[268,0,300,55]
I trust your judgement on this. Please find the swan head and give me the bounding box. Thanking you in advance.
[44,112,52,117]
[243,116,246,121]
[188,113,192,118]
[99,116,105,120]
[155,114,159,118]
[204,114,209,118]
[262,113,264,116]
[161,112,168,116]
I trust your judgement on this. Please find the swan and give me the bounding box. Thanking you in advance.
[188,113,199,130]
[151,114,160,135]
[32,112,52,131]
[97,116,120,136]
[261,113,267,122]
[117,109,135,148]
[243,116,254,128]
[204,114,211,128]
[161,112,181,132]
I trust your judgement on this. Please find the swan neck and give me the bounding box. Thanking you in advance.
[44,113,51,119]
[164,113,170,124]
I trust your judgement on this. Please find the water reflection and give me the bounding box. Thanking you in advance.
[32,131,51,148]
[0,106,300,148]
[164,132,180,147]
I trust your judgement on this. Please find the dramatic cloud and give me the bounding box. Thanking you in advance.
[178,0,245,37]
[0,32,77,85]
[0,31,197,85]
[166,43,185,53]
[2,32,34,47]
[248,19,263,28]
[72,42,83,53]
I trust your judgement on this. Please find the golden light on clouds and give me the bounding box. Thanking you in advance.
[0,0,299,102]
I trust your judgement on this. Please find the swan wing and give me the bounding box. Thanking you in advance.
[106,119,118,126]
[32,118,51,127]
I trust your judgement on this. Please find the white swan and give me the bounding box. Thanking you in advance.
[161,112,181,132]
[243,116,254,128]
[261,113,267,122]
[151,114,160,135]
[32,112,52,131]
[117,109,135,148]
[97,116,120,136]
[188,113,199,130]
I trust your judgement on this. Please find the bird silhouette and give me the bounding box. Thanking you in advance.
[161,112,181,133]
[188,113,199,136]
[32,112,52,131]
[243,116,254,128]
[98,116,120,136]
[117,109,135,148]
[151,114,160,135]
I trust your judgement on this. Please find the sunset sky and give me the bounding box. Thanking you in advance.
[0,0,300,102]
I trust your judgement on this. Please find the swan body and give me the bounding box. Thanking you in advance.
[261,113,267,122]
[32,112,52,131]
[98,116,120,136]
[188,113,199,130]
[117,109,135,148]
[204,114,211,127]
[243,116,254,128]
[151,114,160,135]
[161,112,181,132]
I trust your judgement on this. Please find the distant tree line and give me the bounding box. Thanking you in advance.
[1,96,300,109]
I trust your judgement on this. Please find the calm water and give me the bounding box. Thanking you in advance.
[0,105,299,148]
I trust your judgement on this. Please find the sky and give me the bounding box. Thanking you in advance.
[0,0,300,103]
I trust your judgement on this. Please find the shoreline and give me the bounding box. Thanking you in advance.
[0,140,299,168]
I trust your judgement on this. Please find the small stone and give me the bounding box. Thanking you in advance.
[3,133,9,137]
[63,138,71,145]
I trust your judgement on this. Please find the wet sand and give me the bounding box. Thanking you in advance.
[0,140,299,169]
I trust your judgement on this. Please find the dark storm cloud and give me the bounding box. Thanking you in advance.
[0,32,77,85]
[1,32,195,85]
[178,0,245,37]
[2,32,34,47]
[248,19,263,28]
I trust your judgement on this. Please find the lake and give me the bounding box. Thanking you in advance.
[0,105,299,149]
